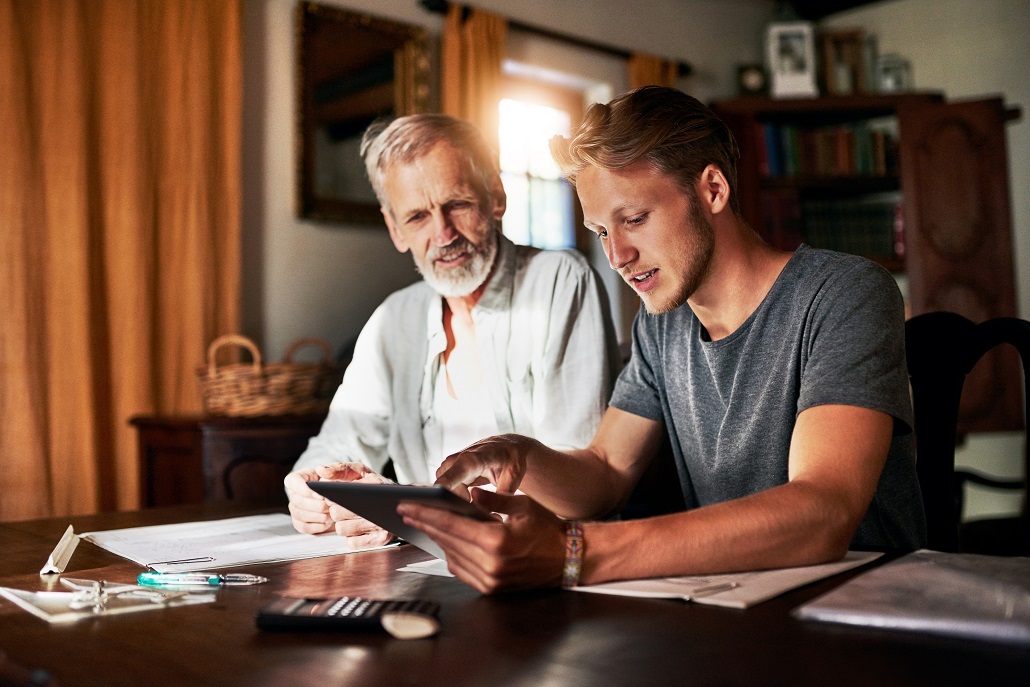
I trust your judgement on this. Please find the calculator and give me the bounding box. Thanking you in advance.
[255,596,441,639]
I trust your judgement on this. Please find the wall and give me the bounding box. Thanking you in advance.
[242,0,437,365]
[241,0,772,360]
[242,0,1026,517]
[825,0,1030,519]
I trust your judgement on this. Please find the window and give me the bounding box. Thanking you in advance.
[497,78,584,251]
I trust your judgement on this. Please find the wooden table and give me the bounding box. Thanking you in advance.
[0,505,1027,687]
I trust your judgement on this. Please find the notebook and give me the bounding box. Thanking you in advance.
[794,549,1030,646]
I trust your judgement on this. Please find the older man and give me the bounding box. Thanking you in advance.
[285,114,620,547]
[400,87,925,593]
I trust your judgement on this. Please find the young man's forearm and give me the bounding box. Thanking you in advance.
[517,446,631,520]
[580,478,861,584]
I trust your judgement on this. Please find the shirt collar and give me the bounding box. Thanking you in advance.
[474,232,517,314]
[424,231,517,343]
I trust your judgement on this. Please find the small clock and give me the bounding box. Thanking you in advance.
[737,64,767,96]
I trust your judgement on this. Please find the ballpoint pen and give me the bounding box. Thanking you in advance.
[137,572,268,587]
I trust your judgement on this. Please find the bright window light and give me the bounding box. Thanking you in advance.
[498,98,575,250]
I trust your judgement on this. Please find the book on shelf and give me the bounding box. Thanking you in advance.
[759,189,805,251]
[756,190,903,263]
[760,122,778,176]
[759,120,898,179]
[801,194,901,260]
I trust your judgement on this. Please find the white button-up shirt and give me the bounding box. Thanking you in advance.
[293,234,621,484]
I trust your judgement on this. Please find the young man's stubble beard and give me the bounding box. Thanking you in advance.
[641,200,716,316]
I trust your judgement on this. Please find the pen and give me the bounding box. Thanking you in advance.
[137,572,268,587]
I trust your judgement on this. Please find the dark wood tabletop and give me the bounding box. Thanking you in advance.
[0,504,1027,687]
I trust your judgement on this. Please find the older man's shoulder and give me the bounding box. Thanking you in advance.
[515,242,593,279]
[377,278,437,313]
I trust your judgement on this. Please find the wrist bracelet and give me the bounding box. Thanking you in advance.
[561,520,585,589]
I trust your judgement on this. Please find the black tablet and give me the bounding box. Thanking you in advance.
[307,482,493,560]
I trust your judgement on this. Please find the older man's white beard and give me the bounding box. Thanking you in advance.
[416,229,499,298]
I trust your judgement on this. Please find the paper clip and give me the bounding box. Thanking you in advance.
[145,557,215,570]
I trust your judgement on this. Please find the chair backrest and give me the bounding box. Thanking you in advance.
[905,312,1030,551]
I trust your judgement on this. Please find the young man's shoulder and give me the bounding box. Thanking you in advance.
[785,245,899,297]
[791,244,891,278]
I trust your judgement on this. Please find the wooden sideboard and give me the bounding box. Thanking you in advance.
[130,413,327,507]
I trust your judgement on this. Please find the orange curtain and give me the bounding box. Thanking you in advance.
[628,53,680,89]
[0,0,241,520]
[441,4,507,155]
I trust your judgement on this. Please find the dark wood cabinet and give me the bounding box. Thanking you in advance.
[711,93,1022,434]
[131,414,326,507]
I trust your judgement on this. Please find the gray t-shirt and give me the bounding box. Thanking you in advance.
[611,245,926,550]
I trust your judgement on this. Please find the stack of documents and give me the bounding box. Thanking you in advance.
[80,513,395,572]
[794,549,1030,646]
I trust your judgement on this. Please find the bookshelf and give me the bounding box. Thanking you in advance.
[712,93,1022,434]
[712,93,941,272]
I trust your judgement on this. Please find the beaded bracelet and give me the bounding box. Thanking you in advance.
[561,520,585,589]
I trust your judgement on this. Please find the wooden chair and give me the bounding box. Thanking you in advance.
[906,312,1030,553]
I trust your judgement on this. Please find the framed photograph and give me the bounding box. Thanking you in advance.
[820,29,867,95]
[876,53,913,93]
[766,21,818,98]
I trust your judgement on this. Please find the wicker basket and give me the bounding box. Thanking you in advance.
[197,334,344,417]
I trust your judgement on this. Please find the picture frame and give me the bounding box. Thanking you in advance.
[295,2,431,225]
[820,29,867,95]
[876,53,913,93]
[766,21,818,98]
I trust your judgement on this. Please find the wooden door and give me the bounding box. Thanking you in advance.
[898,98,1022,433]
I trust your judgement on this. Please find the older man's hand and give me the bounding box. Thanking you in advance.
[285,462,395,549]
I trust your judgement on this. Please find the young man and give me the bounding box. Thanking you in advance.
[285,114,620,548]
[400,86,926,593]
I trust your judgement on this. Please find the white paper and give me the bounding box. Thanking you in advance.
[39,524,79,574]
[80,513,396,572]
[794,549,1030,646]
[398,559,452,577]
[572,551,882,609]
[398,551,882,609]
